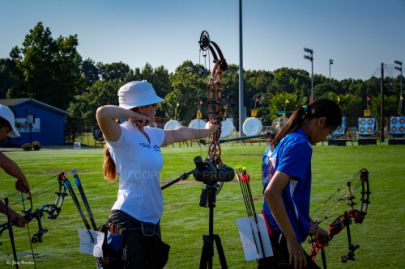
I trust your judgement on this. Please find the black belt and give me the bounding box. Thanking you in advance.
[109,210,160,237]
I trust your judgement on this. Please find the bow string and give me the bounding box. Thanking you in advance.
[199,30,228,166]
[161,31,234,190]
[309,168,371,268]
[1,174,67,241]
[0,173,68,268]
[196,30,235,185]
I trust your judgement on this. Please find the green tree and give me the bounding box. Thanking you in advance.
[267,92,306,124]
[142,64,171,98]
[163,61,208,124]
[221,64,240,125]
[67,80,121,139]
[98,62,130,81]
[371,94,398,120]
[314,82,333,98]
[245,69,273,121]
[269,68,309,96]
[80,58,99,86]
[0,48,24,99]
[9,22,82,110]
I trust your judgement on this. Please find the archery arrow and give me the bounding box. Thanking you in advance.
[236,166,266,258]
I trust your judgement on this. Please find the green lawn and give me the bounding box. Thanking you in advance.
[0,143,404,268]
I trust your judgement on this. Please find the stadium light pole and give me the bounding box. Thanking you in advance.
[395,60,403,115]
[329,59,334,86]
[304,48,314,103]
[380,63,385,142]
[238,0,244,137]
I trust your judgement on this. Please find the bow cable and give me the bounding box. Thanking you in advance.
[21,192,37,268]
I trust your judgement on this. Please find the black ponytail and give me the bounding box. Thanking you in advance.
[271,99,342,148]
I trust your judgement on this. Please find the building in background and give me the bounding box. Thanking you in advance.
[0,98,68,146]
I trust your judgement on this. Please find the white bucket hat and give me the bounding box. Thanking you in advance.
[118,80,164,109]
[0,104,20,138]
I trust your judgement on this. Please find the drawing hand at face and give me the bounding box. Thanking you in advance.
[130,114,152,128]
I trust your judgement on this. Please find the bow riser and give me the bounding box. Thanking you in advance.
[0,173,68,244]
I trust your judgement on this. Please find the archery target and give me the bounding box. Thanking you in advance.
[389,116,405,136]
[358,117,377,136]
[92,124,104,141]
[242,117,263,136]
[188,119,206,129]
[204,118,235,137]
[221,118,235,138]
[331,117,347,137]
[163,119,181,130]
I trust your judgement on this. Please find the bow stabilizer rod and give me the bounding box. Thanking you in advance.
[71,170,97,230]
[59,172,95,242]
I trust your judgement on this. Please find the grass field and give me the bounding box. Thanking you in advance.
[0,143,404,268]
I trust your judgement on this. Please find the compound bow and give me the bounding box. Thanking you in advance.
[161,30,235,189]
[194,30,234,184]
[0,172,68,268]
[309,168,371,269]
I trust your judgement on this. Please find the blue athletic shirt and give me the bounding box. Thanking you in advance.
[262,128,313,243]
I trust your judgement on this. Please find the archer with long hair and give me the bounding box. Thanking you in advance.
[259,99,342,269]
[96,80,218,268]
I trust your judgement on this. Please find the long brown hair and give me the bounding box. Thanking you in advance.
[102,107,143,181]
[271,99,342,148]
[0,117,11,129]
[103,145,116,181]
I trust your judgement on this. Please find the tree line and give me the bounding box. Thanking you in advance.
[0,22,403,139]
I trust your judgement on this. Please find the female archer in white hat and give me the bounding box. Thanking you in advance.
[96,80,218,268]
[0,104,31,227]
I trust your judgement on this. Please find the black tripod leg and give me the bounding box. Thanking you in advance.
[213,234,228,269]
[321,248,327,269]
[198,183,228,269]
[5,198,19,269]
[200,235,213,269]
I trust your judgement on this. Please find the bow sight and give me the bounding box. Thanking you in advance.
[193,156,235,184]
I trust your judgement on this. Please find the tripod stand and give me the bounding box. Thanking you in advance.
[199,182,228,269]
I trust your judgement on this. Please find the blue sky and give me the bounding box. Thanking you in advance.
[1,0,404,80]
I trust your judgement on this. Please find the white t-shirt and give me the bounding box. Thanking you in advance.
[107,121,165,224]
